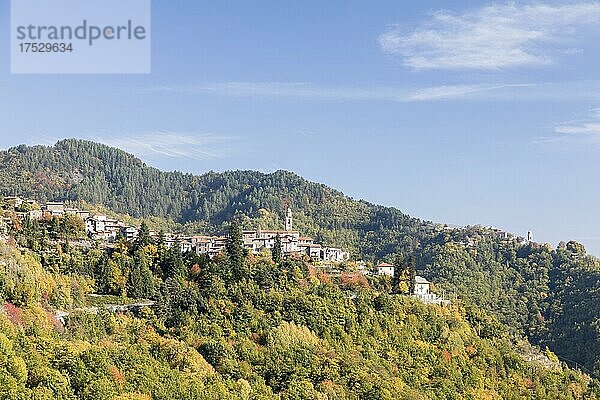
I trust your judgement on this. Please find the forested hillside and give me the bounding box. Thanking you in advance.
[419,228,600,373]
[3,139,600,376]
[1,220,596,399]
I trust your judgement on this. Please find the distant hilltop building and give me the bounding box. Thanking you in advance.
[414,276,430,296]
[41,201,90,220]
[527,231,534,242]
[85,214,135,242]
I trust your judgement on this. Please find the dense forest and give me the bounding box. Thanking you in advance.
[418,228,600,374]
[1,216,597,399]
[3,139,600,385]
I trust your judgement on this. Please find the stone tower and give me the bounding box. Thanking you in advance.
[285,207,293,231]
[527,231,533,242]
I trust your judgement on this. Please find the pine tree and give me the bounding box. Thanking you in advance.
[157,229,166,249]
[165,238,186,279]
[392,254,403,293]
[136,221,152,248]
[128,249,156,299]
[272,234,283,264]
[127,260,143,298]
[407,255,416,295]
[227,216,246,281]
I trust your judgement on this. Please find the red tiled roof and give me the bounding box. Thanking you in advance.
[377,262,394,267]
[245,230,299,234]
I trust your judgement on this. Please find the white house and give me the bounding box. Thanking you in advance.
[86,215,107,233]
[376,262,394,277]
[3,196,23,208]
[322,247,350,262]
[44,202,65,216]
[190,235,227,257]
[412,275,450,306]
[122,226,139,241]
[85,214,124,242]
[413,275,431,296]
[243,228,301,254]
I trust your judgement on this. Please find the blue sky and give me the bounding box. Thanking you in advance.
[1,1,600,254]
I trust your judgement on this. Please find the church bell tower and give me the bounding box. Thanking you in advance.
[285,207,293,231]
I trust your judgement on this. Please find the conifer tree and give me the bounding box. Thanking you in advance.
[127,259,143,298]
[272,234,283,264]
[227,216,247,281]
[137,221,152,248]
[128,249,156,299]
[157,229,166,249]
[407,255,416,295]
[392,254,403,293]
[165,238,186,279]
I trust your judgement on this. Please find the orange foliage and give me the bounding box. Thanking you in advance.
[190,263,201,276]
[3,303,23,326]
[317,272,332,284]
[524,378,535,389]
[6,236,17,248]
[465,344,477,356]
[109,365,126,385]
[339,273,370,290]
[442,349,452,362]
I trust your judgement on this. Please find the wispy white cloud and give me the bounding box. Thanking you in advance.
[155,82,408,101]
[535,108,600,145]
[153,81,544,102]
[96,131,238,160]
[555,108,600,136]
[16,131,241,166]
[152,80,600,102]
[405,83,535,101]
[379,2,600,70]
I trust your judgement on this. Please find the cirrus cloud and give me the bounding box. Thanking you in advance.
[151,80,600,102]
[97,131,239,160]
[535,108,600,145]
[379,2,600,70]
[153,81,544,102]
[554,108,600,137]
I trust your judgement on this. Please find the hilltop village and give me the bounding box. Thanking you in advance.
[0,196,349,263]
[0,195,455,305]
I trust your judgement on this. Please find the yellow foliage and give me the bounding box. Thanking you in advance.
[144,331,214,377]
[20,304,55,332]
[143,244,158,258]
[0,243,55,306]
[267,321,321,349]
[114,394,152,400]
[0,313,17,339]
